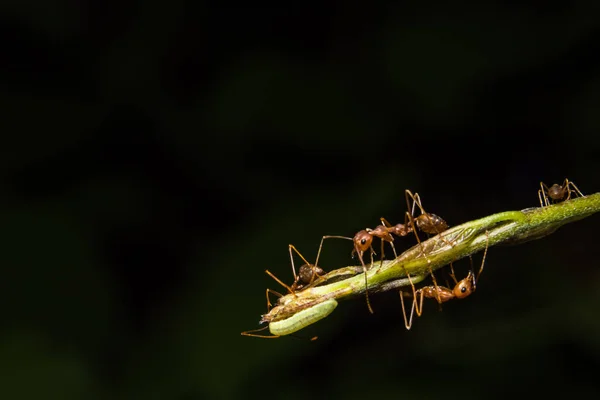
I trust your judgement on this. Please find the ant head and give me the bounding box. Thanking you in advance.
[353,230,372,252]
[453,271,475,299]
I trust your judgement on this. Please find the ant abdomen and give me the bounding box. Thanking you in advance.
[298,264,324,285]
[415,213,448,234]
[422,286,454,302]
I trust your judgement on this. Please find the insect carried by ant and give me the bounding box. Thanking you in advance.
[538,178,584,207]
[398,231,489,330]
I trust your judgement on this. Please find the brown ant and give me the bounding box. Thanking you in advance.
[262,243,329,312]
[538,178,584,207]
[399,230,489,330]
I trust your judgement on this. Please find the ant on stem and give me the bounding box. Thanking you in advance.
[349,218,414,314]
[262,241,331,312]
[538,178,584,207]
[399,231,489,330]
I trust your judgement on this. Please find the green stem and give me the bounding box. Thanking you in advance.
[260,193,600,325]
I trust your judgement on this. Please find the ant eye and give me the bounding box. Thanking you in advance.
[361,239,367,245]
[461,287,467,293]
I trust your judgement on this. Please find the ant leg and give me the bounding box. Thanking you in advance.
[375,238,398,272]
[448,261,460,284]
[288,244,303,283]
[411,191,453,244]
[265,288,284,310]
[399,290,418,330]
[393,245,418,308]
[379,237,385,270]
[539,182,550,207]
[405,190,434,247]
[314,235,353,270]
[241,325,280,339]
[537,189,545,208]
[561,179,572,201]
[356,250,375,314]
[444,275,452,288]
[376,218,399,273]
[429,270,444,305]
[566,179,585,200]
[405,210,424,248]
[411,288,425,318]
[473,230,490,290]
[405,189,421,217]
[400,265,418,318]
[351,230,376,314]
[241,326,317,341]
[265,270,296,295]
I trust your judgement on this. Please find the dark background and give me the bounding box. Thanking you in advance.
[1,2,600,399]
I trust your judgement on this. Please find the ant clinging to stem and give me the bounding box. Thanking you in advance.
[262,241,329,313]
[399,230,490,330]
[538,178,584,207]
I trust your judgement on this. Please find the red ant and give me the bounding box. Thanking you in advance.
[538,178,584,207]
[399,231,489,330]
[349,220,412,314]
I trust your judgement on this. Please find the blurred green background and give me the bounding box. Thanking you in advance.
[1,2,600,399]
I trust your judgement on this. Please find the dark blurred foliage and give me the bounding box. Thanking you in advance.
[1,1,600,399]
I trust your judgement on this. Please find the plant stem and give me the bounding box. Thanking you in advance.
[260,193,600,326]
